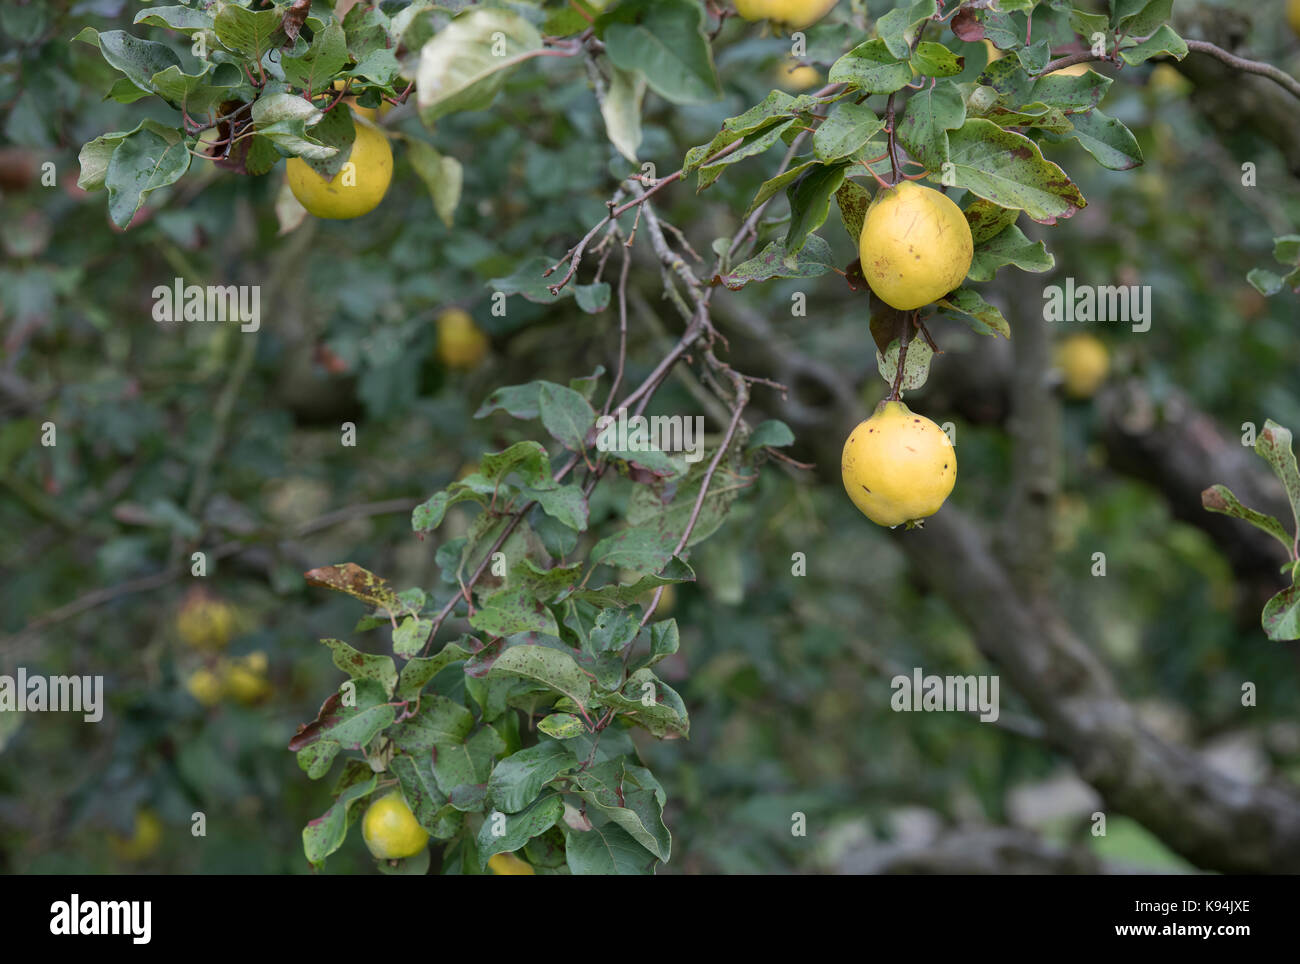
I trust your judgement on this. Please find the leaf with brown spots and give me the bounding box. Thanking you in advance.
[304,562,403,612]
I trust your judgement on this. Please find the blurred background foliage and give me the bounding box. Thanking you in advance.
[2,0,1299,874]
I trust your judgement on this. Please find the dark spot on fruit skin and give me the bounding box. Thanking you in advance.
[862,485,871,493]
[944,463,948,469]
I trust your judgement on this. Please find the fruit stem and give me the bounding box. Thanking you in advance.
[884,93,903,187]
[887,310,914,401]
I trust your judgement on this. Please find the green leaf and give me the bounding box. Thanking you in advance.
[478,793,565,860]
[104,120,191,229]
[602,64,646,163]
[599,668,689,738]
[1115,0,1173,37]
[876,335,934,390]
[697,119,797,191]
[1247,268,1285,297]
[434,726,506,795]
[589,527,679,571]
[1255,422,1300,546]
[538,713,589,739]
[488,740,577,813]
[388,695,474,754]
[716,234,835,289]
[898,82,966,171]
[250,92,335,161]
[571,557,695,608]
[213,3,284,61]
[564,817,658,874]
[78,131,128,192]
[963,197,1019,245]
[417,8,543,124]
[475,380,545,420]
[828,39,913,95]
[481,440,552,487]
[392,615,432,658]
[1030,70,1111,114]
[573,760,671,860]
[747,420,796,450]
[835,180,871,244]
[967,223,1054,282]
[911,41,964,78]
[936,288,1011,338]
[297,742,339,780]
[288,679,397,753]
[94,29,181,93]
[396,639,474,701]
[302,773,377,867]
[1118,23,1188,66]
[1262,586,1300,641]
[539,382,596,452]
[944,119,1087,224]
[282,20,348,93]
[813,102,884,163]
[526,483,590,532]
[134,5,214,32]
[489,645,591,709]
[599,0,720,106]
[390,754,462,839]
[1201,484,1293,556]
[877,0,938,58]
[785,163,847,253]
[320,638,397,697]
[470,586,561,638]
[1060,109,1143,171]
[683,90,817,173]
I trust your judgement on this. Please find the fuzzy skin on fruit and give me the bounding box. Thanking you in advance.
[437,308,489,370]
[734,0,838,30]
[362,791,429,859]
[287,108,392,220]
[488,852,535,875]
[1055,334,1109,399]
[841,400,956,527]
[859,182,973,310]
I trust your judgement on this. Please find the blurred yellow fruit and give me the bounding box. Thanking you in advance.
[1148,64,1191,97]
[362,791,429,859]
[186,667,224,707]
[488,852,536,875]
[734,0,838,30]
[241,650,268,675]
[1055,334,1110,399]
[777,60,822,91]
[859,181,973,310]
[224,659,271,706]
[437,308,489,370]
[842,400,957,528]
[1289,0,1300,37]
[177,590,236,651]
[287,106,392,220]
[110,809,164,862]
